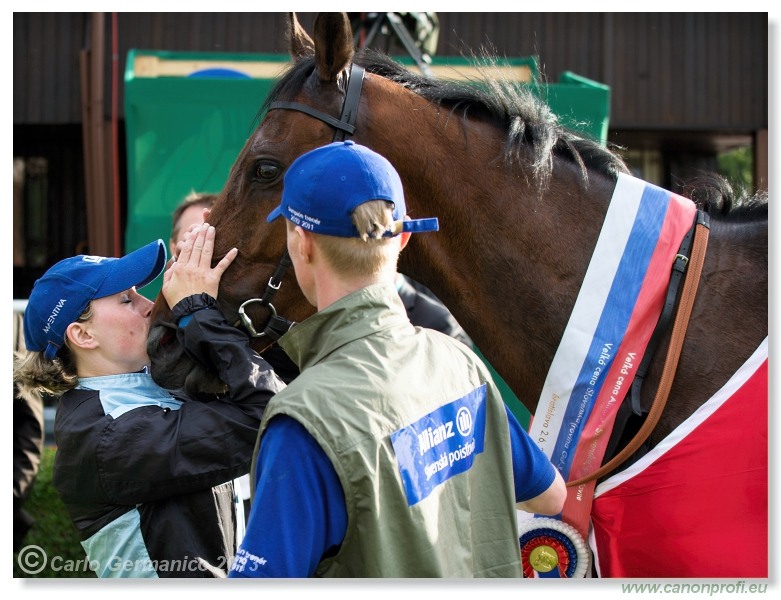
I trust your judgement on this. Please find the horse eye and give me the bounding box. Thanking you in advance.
[254,161,280,182]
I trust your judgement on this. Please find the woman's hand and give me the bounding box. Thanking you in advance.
[162,223,238,309]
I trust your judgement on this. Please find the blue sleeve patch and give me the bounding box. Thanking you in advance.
[390,384,487,506]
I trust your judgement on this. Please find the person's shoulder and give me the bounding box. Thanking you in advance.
[398,276,471,344]
[59,387,101,411]
[414,302,472,345]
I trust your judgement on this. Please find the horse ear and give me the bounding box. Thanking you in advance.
[312,12,354,82]
[288,12,315,60]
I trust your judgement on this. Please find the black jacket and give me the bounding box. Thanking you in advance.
[52,296,285,577]
[396,275,472,347]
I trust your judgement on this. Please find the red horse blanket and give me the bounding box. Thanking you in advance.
[590,339,768,577]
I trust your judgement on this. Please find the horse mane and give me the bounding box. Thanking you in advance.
[362,49,631,184]
[261,50,764,222]
[261,50,628,189]
[679,173,768,222]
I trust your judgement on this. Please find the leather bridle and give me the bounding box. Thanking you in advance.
[237,63,366,341]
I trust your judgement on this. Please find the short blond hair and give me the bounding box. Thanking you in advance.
[293,200,401,278]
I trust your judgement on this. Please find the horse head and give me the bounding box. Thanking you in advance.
[147,10,625,404]
[148,13,361,395]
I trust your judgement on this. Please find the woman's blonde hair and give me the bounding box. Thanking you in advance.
[13,303,93,399]
[310,200,400,277]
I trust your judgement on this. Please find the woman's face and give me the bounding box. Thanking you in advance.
[81,288,155,374]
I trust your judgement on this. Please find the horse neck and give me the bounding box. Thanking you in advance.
[362,104,611,409]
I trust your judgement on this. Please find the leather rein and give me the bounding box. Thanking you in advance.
[236,63,366,341]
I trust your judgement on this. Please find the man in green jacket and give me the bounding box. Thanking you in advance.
[230,140,565,578]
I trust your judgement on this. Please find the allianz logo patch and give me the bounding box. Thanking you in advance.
[390,384,487,506]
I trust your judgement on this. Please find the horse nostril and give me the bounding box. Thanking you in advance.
[159,327,176,347]
[149,324,177,351]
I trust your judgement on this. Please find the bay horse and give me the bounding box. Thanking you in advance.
[147,13,768,577]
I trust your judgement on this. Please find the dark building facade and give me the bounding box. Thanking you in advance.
[13,12,768,298]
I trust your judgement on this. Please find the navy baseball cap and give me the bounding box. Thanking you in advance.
[23,240,168,360]
[267,140,439,237]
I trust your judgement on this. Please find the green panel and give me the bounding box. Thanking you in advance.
[124,50,290,299]
[535,70,611,144]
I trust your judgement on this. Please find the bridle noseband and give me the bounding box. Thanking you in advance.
[237,63,366,340]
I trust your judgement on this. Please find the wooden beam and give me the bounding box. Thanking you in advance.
[753,128,767,195]
[80,13,115,257]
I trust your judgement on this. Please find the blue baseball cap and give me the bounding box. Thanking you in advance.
[267,140,439,237]
[23,240,168,360]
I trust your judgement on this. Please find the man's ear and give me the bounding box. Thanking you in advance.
[399,231,412,250]
[65,321,98,350]
[293,225,314,264]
